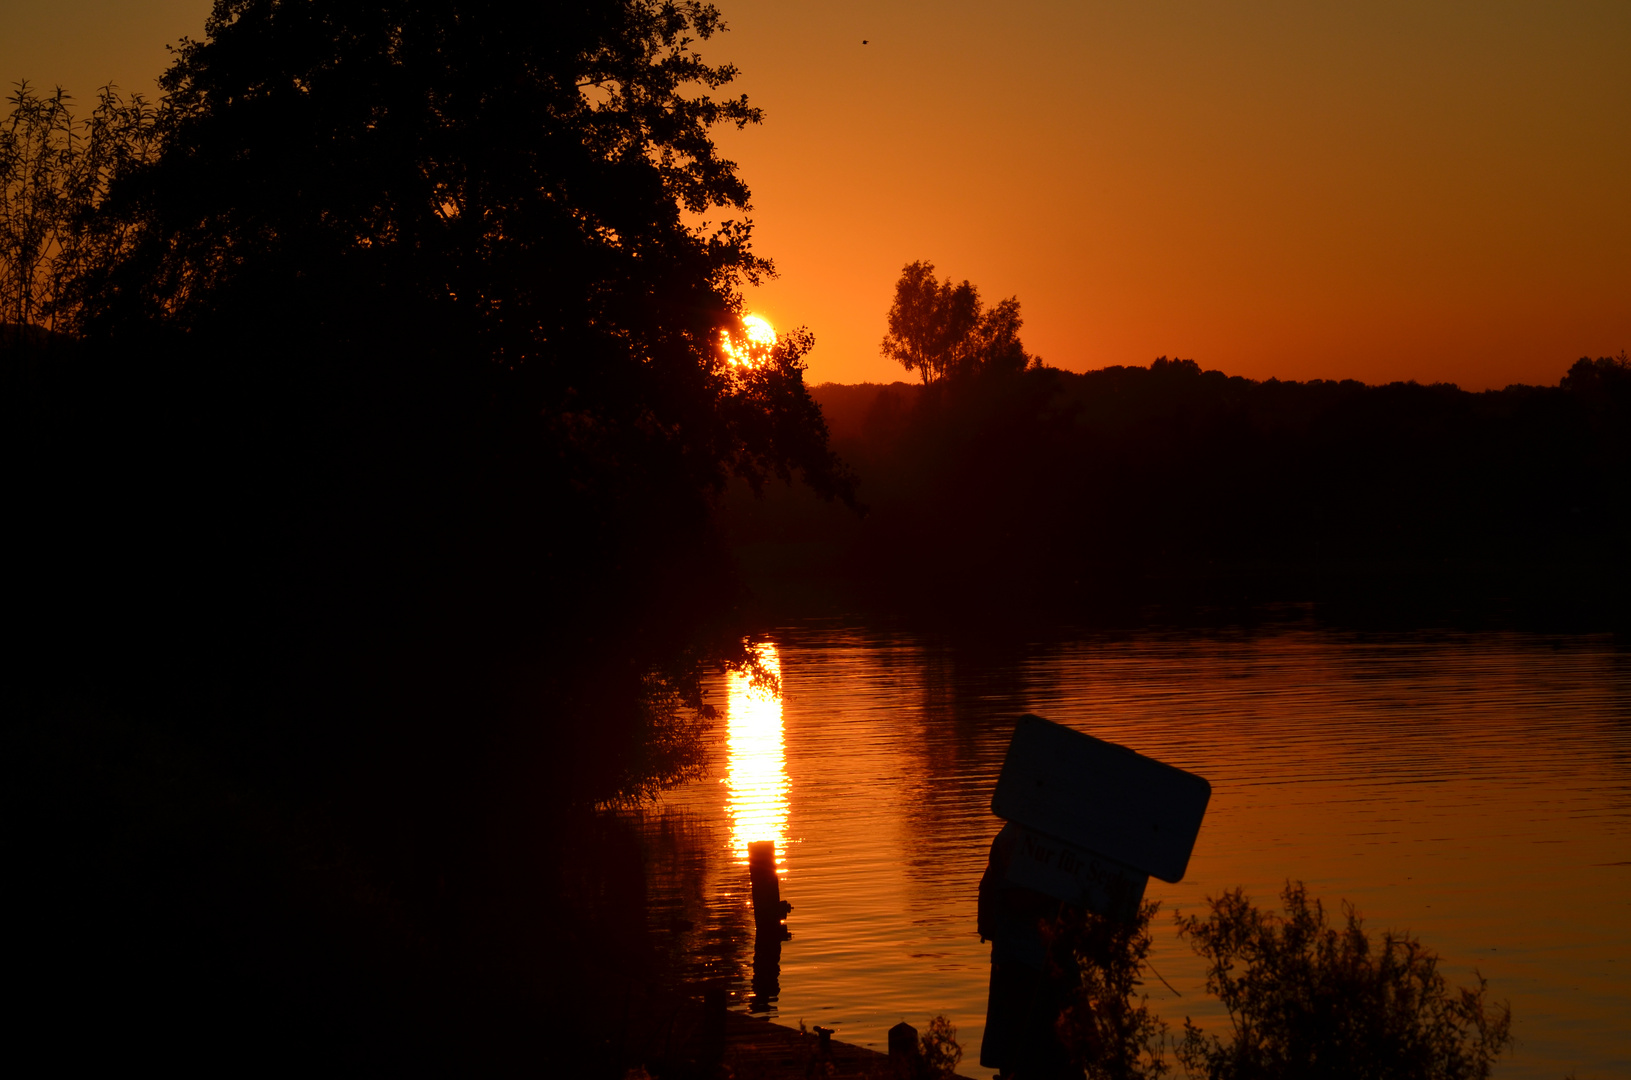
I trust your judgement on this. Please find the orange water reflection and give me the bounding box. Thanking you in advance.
[649,626,1631,1078]
[725,643,788,867]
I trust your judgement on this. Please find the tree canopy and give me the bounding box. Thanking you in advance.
[12,0,857,806]
[1,82,156,334]
[58,0,848,503]
[880,259,1035,384]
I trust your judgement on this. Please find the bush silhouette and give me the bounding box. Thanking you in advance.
[1175,883,1512,1080]
[1048,899,1172,1080]
[917,1014,965,1079]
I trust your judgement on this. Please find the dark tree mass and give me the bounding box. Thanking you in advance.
[15,0,852,778]
[9,2,847,1072]
[732,353,1631,623]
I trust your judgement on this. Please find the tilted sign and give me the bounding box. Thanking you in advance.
[991,714,1211,884]
[996,822,1149,921]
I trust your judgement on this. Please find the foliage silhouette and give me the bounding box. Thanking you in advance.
[12,0,855,795]
[1047,899,1172,1080]
[1,81,157,333]
[881,259,1036,384]
[729,353,1631,624]
[917,1014,966,1079]
[1032,883,1513,1080]
[64,0,852,503]
[1175,883,1513,1080]
[10,2,854,1073]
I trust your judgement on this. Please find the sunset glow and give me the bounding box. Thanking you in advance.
[6,5,1627,1073]
[706,7,1631,390]
[725,642,788,866]
[12,5,1626,388]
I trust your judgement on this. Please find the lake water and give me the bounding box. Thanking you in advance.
[637,619,1631,1078]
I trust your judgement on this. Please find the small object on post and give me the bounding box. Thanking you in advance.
[888,1020,919,1059]
[814,1025,834,1052]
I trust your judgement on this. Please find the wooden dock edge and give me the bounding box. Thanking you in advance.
[722,1011,980,1080]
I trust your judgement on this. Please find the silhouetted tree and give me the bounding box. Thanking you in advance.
[12,4,858,1070]
[69,0,849,498]
[881,259,1034,383]
[1561,350,1631,399]
[16,0,857,741]
[1561,351,1631,457]
[972,294,1032,375]
[0,83,70,331]
[0,82,155,335]
[916,1015,966,1079]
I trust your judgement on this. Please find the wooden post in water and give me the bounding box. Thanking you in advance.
[747,840,792,1011]
[748,840,791,931]
[889,1021,919,1060]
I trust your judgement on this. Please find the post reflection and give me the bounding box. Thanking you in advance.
[726,643,789,867]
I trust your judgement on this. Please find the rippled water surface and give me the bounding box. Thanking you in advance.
[640,622,1631,1078]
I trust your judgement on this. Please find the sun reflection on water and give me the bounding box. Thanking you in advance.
[725,643,789,867]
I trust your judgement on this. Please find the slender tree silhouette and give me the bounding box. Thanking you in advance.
[1,82,156,336]
[881,259,1036,384]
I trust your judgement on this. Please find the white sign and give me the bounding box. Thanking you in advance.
[997,822,1148,920]
[991,714,1211,884]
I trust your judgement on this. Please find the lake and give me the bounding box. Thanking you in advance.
[636,619,1631,1078]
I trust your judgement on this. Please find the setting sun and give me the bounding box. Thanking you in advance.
[722,313,776,367]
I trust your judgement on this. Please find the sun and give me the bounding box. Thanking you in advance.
[722,313,777,366]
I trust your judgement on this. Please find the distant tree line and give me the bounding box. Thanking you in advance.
[731,350,1631,620]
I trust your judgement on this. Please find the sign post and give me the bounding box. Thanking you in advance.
[979,714,1212,1075]
[996,821,1148,920]
[992,714,1211,884]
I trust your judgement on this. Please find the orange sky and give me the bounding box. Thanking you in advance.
[7,0,1628,389]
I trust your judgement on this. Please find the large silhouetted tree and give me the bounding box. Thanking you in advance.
[23,0,856,714]
[11,0,868,829]
[13,8,856,1064]
[71,0,848,501]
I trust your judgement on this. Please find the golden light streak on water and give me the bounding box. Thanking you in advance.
[649,626,1631,1077]
[725,642,789,867]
